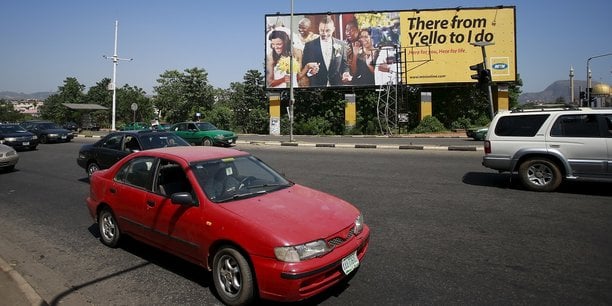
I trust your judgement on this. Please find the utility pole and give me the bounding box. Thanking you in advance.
[103,20,132,131]
[470,41,495,119]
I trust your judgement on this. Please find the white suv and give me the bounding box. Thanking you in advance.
[482,107,612,191]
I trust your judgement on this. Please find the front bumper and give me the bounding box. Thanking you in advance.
[251,225,370,302]
[0,154,19,168]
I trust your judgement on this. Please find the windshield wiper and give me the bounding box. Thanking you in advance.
[246,183,291,189]
[216,190,267,203]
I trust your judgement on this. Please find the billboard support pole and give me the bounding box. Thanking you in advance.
[289,0,295,142]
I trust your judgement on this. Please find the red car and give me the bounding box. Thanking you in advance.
[86,146,370,305]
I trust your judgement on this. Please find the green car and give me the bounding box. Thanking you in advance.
[120,122,150,131]
[170,122,237,146]
[466,126,488,141]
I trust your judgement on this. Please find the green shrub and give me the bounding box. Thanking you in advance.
[411,116,447,133]
[450,116,471,130]
[295,116,332,135]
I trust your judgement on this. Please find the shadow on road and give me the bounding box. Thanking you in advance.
[84,225,354,306]
[463,171,612,196]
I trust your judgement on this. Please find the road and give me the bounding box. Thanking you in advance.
[0,138,610,305]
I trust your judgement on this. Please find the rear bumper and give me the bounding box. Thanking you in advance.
[482,155,513,171]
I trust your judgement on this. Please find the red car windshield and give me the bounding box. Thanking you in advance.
[191,156,292,203]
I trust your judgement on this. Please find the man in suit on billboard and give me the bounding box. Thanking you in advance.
[300,16,352,87]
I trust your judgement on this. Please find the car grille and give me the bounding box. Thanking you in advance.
[327,226,355,248]
[15,136,32,141]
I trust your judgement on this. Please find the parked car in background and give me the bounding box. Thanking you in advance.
[86,146,369,305]
[20,120,73,143]
[466,126,489,141]
[169,122,237,146]
[63,121,79,137]
[120,122,150,131]
[0,144,19,172]
[77,130,190,177]
[152,123,171,131]
[0,123,39,150]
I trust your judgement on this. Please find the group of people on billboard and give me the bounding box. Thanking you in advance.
[265,13,401,89]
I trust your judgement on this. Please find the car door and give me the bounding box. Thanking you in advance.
[96,134,129,169]
[108,156,158,239]
[548,114,609,176]
[604,114,612,174]
[147,159,204,262]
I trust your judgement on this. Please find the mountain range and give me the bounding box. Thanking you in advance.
[0,80,598,104]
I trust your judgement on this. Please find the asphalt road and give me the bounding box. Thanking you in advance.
[0,139,610,305]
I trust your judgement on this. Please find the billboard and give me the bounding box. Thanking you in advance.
[264,6,516,90]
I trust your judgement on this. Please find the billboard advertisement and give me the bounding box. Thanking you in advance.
[264,6,516,90]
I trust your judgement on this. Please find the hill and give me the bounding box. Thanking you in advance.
[518,80,591,104]
[0,91,55,100]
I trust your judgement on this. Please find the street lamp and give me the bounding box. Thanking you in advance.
[586,52,612,105]
[103,20,132,131]
[470,41,495,119]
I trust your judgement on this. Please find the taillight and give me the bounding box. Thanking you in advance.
[484,140,491,154]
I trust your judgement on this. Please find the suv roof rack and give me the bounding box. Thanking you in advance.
[510,103,581,113]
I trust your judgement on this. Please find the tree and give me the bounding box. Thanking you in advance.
[115,85,153,126]
[0,99,25,122]
[84,78,113,129]
[153,67,214,123]
[227,70,266,133]
[40,77,86,123]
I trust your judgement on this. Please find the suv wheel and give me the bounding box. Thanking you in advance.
[518,158,562,192]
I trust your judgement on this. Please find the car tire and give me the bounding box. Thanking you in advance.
[202,138,213,146]
[212,246,255,306]
[98,208,121,248]
[518,158,562,192]
[40,135,48,144]
[87,162,100,177]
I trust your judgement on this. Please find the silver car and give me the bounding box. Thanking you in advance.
[483,107,612,191]
[0,144,19,171]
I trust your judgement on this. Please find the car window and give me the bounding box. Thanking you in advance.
[494,114,549,137]
[155,160,194,199]
[101,134,124,150]
[139,134,189,150]
[196,122,217,131]
[605,115,612,137]
[115,157,157,190]
[123,135,141,152]
[550,114,601,138]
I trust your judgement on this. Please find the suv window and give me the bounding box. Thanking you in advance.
[550,114,601,138]
[494,114,549,137]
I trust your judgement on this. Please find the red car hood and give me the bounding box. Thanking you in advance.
[220,184,359,245]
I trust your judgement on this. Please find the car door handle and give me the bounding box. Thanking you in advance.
[146,200,155,207]
[109,188,116,194]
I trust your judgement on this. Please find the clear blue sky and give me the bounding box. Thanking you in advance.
[1,0,611,94]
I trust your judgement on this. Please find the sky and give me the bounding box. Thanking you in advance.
[1,0,611,95]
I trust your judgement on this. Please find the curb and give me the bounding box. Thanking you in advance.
[75,135,483,152]
[237,140,482,151]
[0,256,47,306]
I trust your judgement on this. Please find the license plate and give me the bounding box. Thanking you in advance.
[341,251,359,275]
[22,142,29,146]
[61,135,67,139]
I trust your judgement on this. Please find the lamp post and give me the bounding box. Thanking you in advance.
[586,52,612,106]
[470,41,495,119]
[103,20,132,131]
